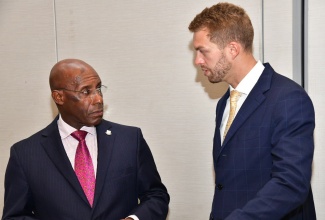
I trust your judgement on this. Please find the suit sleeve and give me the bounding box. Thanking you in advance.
[2,146,39,220]
[226,89,315,219]
[131,129,170,220]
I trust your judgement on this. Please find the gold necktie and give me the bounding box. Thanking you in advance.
[223,90,241,139]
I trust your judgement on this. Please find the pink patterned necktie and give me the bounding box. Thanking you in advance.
[71,130,96,207]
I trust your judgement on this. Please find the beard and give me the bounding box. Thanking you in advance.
[202,53,232,83]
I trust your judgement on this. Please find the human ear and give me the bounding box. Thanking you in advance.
[228,42,240,59]
[51,90,64,105]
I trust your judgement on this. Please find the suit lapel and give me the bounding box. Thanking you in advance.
[213,91,229,153]
[41,118,89,205]
[217,63,274,156]
[92,121,115,209]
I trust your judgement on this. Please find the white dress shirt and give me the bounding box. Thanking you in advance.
[220,61,265,143]
[57,115,139,220]
[57,115,98,176]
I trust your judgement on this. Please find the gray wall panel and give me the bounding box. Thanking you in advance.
[307,0,325,219]
[0,1,56,216]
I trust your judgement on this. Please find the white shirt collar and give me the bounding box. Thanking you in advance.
[57,115,96,139]
[230,60,265,95]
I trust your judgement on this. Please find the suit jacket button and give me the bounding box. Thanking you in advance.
[217,184,223,190]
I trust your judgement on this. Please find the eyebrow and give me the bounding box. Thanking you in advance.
[194,46,204,51]
[78,81,102,90]
[195,46,209,52]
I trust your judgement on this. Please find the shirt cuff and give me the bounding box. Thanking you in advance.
[128,215,139,220]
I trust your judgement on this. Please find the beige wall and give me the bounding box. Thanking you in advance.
[0,1,323,219]
[308,0,325,218]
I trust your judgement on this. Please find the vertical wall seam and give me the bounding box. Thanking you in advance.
[292,0,303,86]
[304,0,308,92]
[53,0,58,62]
[301,0,306,88]
[261,0,265,63]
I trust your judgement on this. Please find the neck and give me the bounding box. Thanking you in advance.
[227,54,257,88]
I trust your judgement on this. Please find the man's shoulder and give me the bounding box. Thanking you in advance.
[264,63,301,87]
[99,119,141,132]
[11,118,58,149]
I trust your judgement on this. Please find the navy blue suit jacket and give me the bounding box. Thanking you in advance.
[210,63,316,220]
[2,118,169,220]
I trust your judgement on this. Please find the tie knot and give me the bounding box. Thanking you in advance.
[230,90,241,102]
[71,130,88,142]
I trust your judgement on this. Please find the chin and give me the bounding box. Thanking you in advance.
[89,118,103,126]
[208,78,222,84]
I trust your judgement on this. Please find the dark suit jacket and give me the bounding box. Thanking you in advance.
[2,118,169,220]
[210,63,316,220]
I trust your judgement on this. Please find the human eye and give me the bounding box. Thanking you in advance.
[97,85,106,95]
[80,88,91,95]
[96,87,102,94]
[200,49,209,55]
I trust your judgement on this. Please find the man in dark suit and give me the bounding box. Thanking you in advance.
[2,59,169,220]
[189,2,315,220]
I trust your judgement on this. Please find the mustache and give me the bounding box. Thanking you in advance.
[90,105,104,113]
[200,65,208,70]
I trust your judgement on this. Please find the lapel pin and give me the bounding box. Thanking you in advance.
[106,130,112,135]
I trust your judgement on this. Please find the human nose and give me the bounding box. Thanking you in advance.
[194,52,204,66]
[91,90,103,104]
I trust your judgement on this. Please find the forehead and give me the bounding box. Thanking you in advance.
[67,66,101,87]
[75,73,100,86]
[193,29,217,49]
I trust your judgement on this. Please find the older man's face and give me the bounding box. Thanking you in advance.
[58,65,104,129]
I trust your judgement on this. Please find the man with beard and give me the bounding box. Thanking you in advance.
[189,2,316,220]
[2,59,169,220]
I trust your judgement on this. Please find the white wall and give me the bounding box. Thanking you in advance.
[0,1,323,219]
[263,0,294,79]
[0,1,57,217]
[307,0,325,219]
